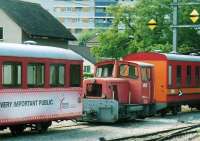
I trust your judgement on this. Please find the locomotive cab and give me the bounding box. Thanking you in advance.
[82,60,161,123]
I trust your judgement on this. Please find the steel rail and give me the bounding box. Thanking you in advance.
[101,124,200,141]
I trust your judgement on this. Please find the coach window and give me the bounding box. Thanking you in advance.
[195,66,200,85]
[70,64,81,87]
[50,64,65,87]
[176,65,182,87]
[168,65,172,87]
[27,63,44,87]
[186,65,192,86]
[3,63,21,87]
[0,27,3,40]
[120,64,138,79]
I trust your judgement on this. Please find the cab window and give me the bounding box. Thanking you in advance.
[120,64,138,79]
[96,64,114,77]
[141,67,151,82]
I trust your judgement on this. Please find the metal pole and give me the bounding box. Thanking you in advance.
[172,0,178,53]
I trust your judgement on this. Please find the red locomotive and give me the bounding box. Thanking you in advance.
[0,43,83,134]
[82,52,200,122]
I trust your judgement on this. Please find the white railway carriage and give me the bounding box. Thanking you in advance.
[0,43,83,135]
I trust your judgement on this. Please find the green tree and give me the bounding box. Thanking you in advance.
[92,29,130,59]
[78,30,98,47]
[92,0,200,59]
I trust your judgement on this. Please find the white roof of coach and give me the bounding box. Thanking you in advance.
[163,53,200,62]
[0,43,83,60]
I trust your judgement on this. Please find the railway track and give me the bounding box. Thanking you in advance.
[100,124,200,141]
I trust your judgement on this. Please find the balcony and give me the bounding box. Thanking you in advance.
[95,2,117,6]
[95,12,107,17]
[95,22,112,28]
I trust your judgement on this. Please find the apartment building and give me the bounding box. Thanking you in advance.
[39,0,95,37]
[38,0,136,37]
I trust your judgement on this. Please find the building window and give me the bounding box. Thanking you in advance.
[60,7,66,12]
[195,66,200,85]
[89,18,94,23]
[3,63,21,87]
[66,7,72,12]
[70,64,81,87]
[96,7,105,13]
[186,65,192,86]
[27,63,44,87]
[168,65,172,87]
[54,7,66,12]
[82,7,89,12]
[82,18,89,23]
[76,7,82,12]
[68,18,80,23]
[50,64,65,87]
[0,27,3,40]
[176,65,182,87]
[84,65,91,73]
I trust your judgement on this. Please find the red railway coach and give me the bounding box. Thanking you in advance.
[124,52,200,115]
[82,52,200,123]
[0,43,83,135]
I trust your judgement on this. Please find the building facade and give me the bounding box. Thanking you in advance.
[40,0,95,37]
[38,0,136,37]
[94,0,117,29]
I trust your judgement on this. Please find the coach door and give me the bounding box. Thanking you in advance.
[141,67,153,104]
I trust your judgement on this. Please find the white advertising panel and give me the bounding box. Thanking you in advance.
[0,91,82,122]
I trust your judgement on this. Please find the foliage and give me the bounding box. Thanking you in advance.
[92,30,130,59]
[83,72,94,79]
[92,0,200,59]
[78,30,98,47]
[148,43,172,53]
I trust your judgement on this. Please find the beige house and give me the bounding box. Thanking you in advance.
[0,0,76,48]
